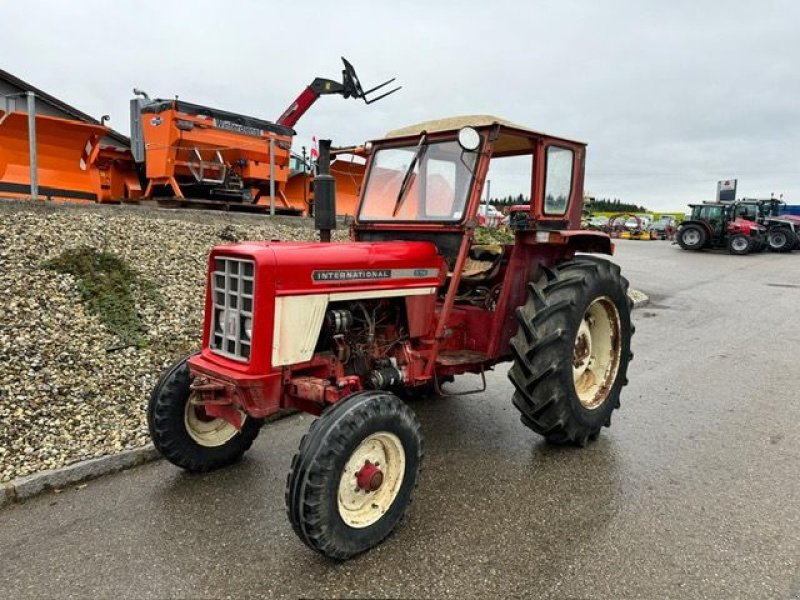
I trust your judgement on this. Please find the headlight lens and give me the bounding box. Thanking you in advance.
[243,317,253,340]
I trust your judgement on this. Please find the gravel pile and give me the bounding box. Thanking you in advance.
[0,202,341,483]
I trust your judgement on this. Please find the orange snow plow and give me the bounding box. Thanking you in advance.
[0,109,141,203]
[0,110,101,202]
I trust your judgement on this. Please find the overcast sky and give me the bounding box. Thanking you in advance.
[2,0,798,210]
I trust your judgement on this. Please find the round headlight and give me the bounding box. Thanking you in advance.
[457,127,481,152]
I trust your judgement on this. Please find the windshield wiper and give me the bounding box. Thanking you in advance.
[392,134,428,217]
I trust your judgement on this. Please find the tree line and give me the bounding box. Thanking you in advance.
[485,195,648,213]
[486,194,530,206]
[584,197,648,213]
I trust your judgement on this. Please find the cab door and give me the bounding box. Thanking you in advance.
[700,205,724,238]
[531,141,585,230]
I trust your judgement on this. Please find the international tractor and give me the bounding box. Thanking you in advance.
[147,117,634,559]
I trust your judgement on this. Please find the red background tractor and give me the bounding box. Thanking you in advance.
[147,116,634,559]
[677,202,766,255]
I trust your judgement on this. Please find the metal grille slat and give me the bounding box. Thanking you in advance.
[209,256,254,362]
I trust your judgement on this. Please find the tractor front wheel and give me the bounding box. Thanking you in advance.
[147,355,263,472]
[508,257,633,446]
[727,233,752,255]
[677,224,706,250]
[285,391,423,560]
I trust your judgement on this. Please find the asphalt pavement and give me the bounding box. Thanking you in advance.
[1,240,798,599]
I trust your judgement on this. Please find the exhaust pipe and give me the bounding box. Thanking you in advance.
[314,139,336,242]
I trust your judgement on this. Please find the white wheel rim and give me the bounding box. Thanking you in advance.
[683,229,700,245]
[732,237,748,251]
[337,432,405,529]
[184,392,245,447]
[573,296,622,410]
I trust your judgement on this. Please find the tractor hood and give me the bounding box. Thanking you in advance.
[210,240,446,296]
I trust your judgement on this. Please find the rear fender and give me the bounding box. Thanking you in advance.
[679,219,714,237]
[559,230,614,255]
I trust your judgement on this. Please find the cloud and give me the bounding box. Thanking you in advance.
[2,0,798,210]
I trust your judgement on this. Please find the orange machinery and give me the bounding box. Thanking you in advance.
[130,96,295,206]
[130,58,399,211]
[0,109,141,203]
[282,148,367,216]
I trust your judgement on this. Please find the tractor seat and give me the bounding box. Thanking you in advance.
[451,244,505,283]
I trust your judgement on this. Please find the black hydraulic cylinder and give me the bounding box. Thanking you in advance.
[314,139,336,242]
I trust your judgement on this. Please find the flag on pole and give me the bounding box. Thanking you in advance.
[310,136,319,160]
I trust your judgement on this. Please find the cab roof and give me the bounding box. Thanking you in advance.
[384,114,585,146]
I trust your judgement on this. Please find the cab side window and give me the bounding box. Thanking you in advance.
[543,146,574,215]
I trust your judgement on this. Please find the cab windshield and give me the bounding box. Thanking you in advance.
[358,139,477,222]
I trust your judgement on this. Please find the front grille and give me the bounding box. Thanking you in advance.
[209,256,255,361]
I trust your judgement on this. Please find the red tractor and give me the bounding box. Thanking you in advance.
[677,202,766,255]
[733,198,799,252]
[147,116,634,559]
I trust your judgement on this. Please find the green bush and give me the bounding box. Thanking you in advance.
[43,246,159,348]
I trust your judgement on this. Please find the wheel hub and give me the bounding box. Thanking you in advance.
[337,431,405,528]
[184,392,245,448]
[572,297,622,410]
[573,320,593,376]
[684,229,700,245]
[356,460,384,492]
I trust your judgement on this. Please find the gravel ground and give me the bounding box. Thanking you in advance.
[0,201,341,482]
[0,201,646,485]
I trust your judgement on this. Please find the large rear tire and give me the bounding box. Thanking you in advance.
[147,355,263,472]
[677,224,706,250]
[768,228,794,253]
[285,391,423,560]
[508,257,633,446]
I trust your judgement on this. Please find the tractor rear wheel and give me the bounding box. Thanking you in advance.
[508,257,633,446]
[677,224,706,250]
[285,391,423,560]
[768,228,794,253]
[727,233,752,255]
[147,355,263,472]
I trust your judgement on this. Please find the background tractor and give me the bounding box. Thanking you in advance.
[147,116,634,560]
[732,198,800,252]
[677,202,766,255]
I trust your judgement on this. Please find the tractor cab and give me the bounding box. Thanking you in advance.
[689,203,726,238]
[353,116,611,288]
[353,116,604,250]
